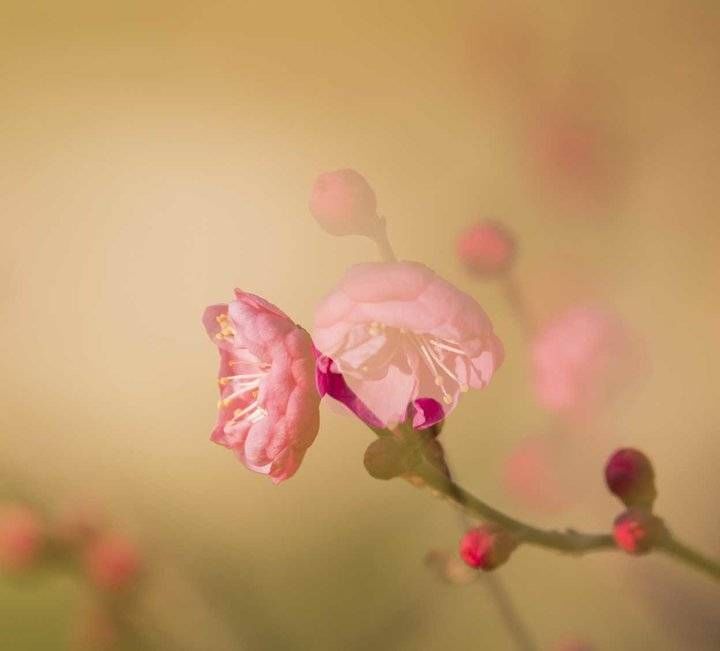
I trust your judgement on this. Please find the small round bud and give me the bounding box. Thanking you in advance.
[84,533,141,591]
[457,220,516,275]
[604,448,656,508]
[309,169,380,237]
[613,508,665,555]
[459,524,517,571]
[0,503,44,572]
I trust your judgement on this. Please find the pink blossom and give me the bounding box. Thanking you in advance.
[0,504,44,572]
[457,220,516,275]
[84,533,141,591]
[203,290,320,483]
[531,305,639,419]
[313,262,503,427]
[309,169,380,237]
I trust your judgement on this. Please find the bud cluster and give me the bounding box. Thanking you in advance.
[604,448,665,555]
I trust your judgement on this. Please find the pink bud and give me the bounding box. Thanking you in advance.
[84,533,141,591]
[459,524,517,570]
[456,221,516,275]
[309,169,380,237]
[605,448,656,508]
[0,504,44,572]
[613,509,664,555]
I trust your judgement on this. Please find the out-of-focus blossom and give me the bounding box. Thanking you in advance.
[457,220,516,276]
[459,524,517,571]
[502,434,572,514]
[0,503,44,572]
[605,448,656,508]
[524,95,626,214]
[84,533,141,591]
[203,290,321,483]
[613,509,665,555]
[531,305,641,420]
[314,261,503,428]
[309,169,380,237]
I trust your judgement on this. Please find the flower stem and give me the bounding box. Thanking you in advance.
[657,535,720,581]
[372,217,397,262]
[414,459,615,554]
[483,575,538,651]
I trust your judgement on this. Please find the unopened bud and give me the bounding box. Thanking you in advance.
[459,524,517,570]
[613,508,665,555]
[605,448,656,508]
[84,533,141,591]
[457,220,516,276]
[309,169,380,237]
[0,503,44,572]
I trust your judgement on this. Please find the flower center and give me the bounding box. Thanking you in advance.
[215,314,270,426]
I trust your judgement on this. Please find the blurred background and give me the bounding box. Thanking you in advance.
[1,1,719,649]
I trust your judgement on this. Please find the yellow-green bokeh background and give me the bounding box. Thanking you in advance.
[1,1,719,649]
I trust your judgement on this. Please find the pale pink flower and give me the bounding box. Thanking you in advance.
[531,305,640,419]
[203,290,320,483]
[309,169,380,237]
[84,532,141,591]
[0,503,44,572]
[313,262,504,427]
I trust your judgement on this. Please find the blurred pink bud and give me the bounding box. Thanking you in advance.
[459,524,517,570]
[314,261,503,428]
[457,220,516,276]
[613,509,665,555]
[502,435,571,514]
[605,448,656,508]
[531,305,641,419]
[309,169,380,237]
[85,533,141,591]
[203,290,321,483]
[0,504,44,572]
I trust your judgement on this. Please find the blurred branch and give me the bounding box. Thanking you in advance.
[658,536,720,582]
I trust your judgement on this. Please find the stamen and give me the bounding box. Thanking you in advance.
[429,339,466,355]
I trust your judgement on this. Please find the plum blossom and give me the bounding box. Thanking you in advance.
[203,290,320,483]
[531,305,640,419]
[313,261,504,428]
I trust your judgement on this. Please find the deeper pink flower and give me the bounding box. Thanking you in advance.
[313,262,504,427]
[0,504,43,572]
[203,290,320,483]
[531,305,639,419]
